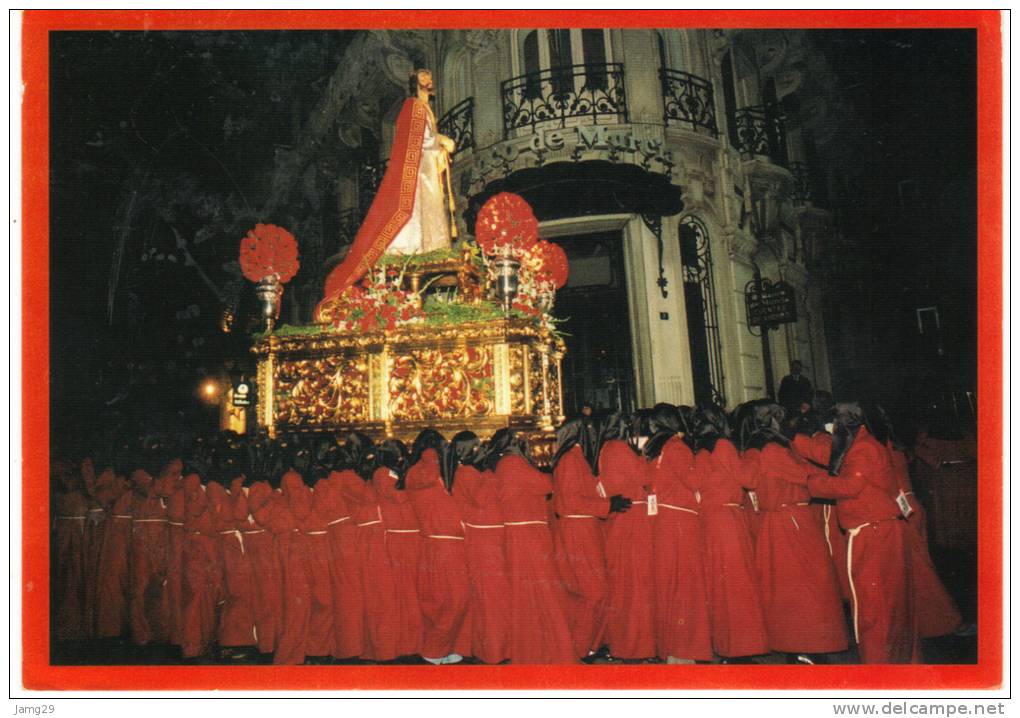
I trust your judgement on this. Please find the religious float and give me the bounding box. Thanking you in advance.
[245,193,570,459]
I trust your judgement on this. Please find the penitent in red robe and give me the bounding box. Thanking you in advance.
[96,475,134,639]
[340,472,399,662]
[266,472,334,664]
[128,470,170,646]
[754,443,848,654]
[804,428,920,664]
[52,475,89,641]
[375,467,424,657]
[552,445,610,659]
[244,480,283,654]
[406,448,471,660]
[649,436,713,662]
[497,453,577,664]
[598,440,657,660]
[793,432,851,602]
[210,478,256,648]
[453,465,511,664]
[321,471,364,659]
[163,465,188,648]
[888,445,961,638]
[696,438,769,658]
[180,476,223,658]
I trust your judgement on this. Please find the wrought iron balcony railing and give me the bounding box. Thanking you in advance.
[732,104,788,168]
[660,68,718,137]
[438,97,475,157]
[501,63,627,138]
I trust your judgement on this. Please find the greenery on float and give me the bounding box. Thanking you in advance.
[421,293,525,325]
[374,243,485,271]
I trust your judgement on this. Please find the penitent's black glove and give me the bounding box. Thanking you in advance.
[609,495,632,513]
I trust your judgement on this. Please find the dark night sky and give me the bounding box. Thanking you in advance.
[47,28,978,436]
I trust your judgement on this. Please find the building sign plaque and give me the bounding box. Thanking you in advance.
[745,278,797,327]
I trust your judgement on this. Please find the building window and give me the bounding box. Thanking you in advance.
[679,216,726,406]
[505,29,624,137]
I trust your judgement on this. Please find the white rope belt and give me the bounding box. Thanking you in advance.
[111,514,132,520]
[168,521,184,527]
[464,523,504,529]
[356,519,382,527]
[822,505,834,557]
[306,530,327,535]
[89,508,104,513]
[846,522,872,643]
[55,515,86,521]
[220,528,246,555]
[722,503,744,509]
[386,528,420,534]
[426,534,465,540]
[327,516,351,525]
[778,502,811,509]
[134,518,168,523]
[562,514,596,519]
[505,520,547,526]
[242,529,265,535]
[659,503,698,515]
[631,500,647,505]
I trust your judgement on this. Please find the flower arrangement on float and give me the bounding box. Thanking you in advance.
[326,266,426,333]
[474,192,569,327]
[239,223,300,331]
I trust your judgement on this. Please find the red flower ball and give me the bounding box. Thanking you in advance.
[527,239,569,289]
[239,223,300,283]
[474,192,539,257]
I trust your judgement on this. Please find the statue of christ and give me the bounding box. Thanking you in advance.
[316,69,457,320]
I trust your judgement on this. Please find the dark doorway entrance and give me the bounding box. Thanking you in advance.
[553,231,636,417]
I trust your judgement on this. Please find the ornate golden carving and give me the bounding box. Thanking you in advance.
[388,345,494,421]
[253,317,564,438]
[274,353,370,427]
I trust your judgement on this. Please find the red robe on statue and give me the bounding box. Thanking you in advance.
[649,436,713,662]
[552,445,610,659]
[804,427,921,664]
[497,454,577,664]
[453,466,511,664]
[406,449,471,660]
[598,440,657,660]
[316,97,431,318]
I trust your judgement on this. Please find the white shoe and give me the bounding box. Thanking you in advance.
[441,653,463,664]
[423,656,444,665]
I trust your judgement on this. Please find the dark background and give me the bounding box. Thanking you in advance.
[48,29,978,445]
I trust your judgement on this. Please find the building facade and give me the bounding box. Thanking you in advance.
[325,28,841,413]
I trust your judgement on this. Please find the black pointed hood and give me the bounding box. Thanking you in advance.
[828,402,866,475]
[551,417,596,471]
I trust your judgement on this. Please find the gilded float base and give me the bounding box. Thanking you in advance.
[252,317,565,461]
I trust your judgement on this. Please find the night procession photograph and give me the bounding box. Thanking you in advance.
[15,10,1004,694]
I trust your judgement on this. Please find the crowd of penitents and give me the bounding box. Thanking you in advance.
[50,399,963,665]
